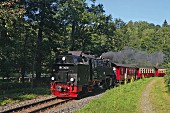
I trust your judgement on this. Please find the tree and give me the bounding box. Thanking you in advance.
[23,0,58,79]
[114,18,127,51]
[162,19,168,27]
[0,1,26,81]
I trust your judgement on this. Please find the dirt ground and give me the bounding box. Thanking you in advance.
[140,79,158,113]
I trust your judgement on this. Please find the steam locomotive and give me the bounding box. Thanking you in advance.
[50,51,166,99]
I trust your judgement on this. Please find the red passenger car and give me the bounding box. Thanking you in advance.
[112,63,136,82]
[136,67,155,79]
[155,67,166,77]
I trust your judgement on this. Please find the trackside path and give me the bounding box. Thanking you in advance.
[140,78,158,113]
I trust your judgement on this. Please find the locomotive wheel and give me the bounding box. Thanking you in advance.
[77,92,82,100]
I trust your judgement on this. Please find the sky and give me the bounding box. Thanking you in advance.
[87,0,170,25]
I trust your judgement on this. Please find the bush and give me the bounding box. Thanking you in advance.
[0,77,51,94]
[0,82,30,94]
[164,63,170,92]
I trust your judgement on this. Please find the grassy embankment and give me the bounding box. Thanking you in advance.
[76,78,156,113]
[149,77,170,113]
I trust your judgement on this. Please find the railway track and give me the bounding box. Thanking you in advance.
[0,96,71,113]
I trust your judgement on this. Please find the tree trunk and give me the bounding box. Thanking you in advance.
[21,28,28,84]
[35,25,43,79]
[71,21,75,50]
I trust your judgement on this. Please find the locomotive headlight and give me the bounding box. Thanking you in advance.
[62,56,66,61]
[51,76,55,81]
[70,78,75,82]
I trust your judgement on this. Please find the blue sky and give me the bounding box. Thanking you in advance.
[87,0,170,25]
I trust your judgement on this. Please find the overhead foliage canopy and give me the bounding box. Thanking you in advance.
[0,0,169,82]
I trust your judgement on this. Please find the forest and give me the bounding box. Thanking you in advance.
[0,0,170,84]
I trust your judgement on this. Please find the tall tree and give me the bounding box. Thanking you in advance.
[0,1,26,81]
[162,19,168,27]
[24,0,57,79]
[114,18,127,51]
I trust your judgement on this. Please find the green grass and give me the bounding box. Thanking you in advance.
[0,87,51,106]
[149,77,170,113]
[0,99,20,106]
[76,78,154,113]
[19,94,37,100]
[0,94,39,106]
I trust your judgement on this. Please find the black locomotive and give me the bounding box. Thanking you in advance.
[50,51,115,98]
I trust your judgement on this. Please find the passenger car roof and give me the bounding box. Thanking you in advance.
[112,63,136,68]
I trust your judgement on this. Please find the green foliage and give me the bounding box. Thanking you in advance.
[165,63,170,92]
[76,78,154,113]
[0,99,19,106]
[0,94,36,106]
[0,82,31,93]
[1,0,170,85]
[19,94,36,100]
[0,87,50,106]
